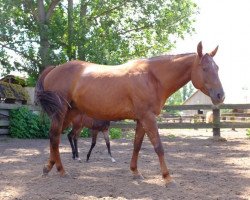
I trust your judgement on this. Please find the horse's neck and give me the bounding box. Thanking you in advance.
[149,53,196,101]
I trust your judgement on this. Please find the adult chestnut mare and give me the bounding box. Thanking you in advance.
[35,42,225,186]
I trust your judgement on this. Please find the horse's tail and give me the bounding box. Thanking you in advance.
[35,66,64,121]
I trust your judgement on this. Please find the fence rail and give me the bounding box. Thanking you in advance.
[1,103,250,137]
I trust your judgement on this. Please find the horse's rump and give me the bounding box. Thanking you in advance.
[35,66,65,121]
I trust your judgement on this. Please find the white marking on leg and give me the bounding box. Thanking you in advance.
[111,157,116,163]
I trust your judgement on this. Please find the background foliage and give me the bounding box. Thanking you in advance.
[80,127,122,139]
[0,0,198,84]
[9,106,123,139]
[80,127,90,138]
[247,129,250,139]
[9,107,50,138]
[109,128,122,139]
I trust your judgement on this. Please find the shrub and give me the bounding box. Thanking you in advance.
[9,107,50,139]
[109,128,122,139]
[80,128,91,138]
[247,129,250,139]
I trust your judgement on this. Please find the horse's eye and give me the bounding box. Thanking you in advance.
[203,67,208,72]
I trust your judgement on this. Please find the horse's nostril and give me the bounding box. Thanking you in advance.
[217,93,221,100]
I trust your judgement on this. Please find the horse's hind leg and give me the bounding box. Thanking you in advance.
[130,120,145,179]
[86,130,98,162]
[43,114,66,176]
[103,130,116,163]
[140,114,172,186]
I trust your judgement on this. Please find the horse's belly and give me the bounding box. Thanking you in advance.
[73,87,135,120]
[76,100,135,120]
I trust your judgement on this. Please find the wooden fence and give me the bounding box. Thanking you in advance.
[111,104,250,137]
[1,103,250,137]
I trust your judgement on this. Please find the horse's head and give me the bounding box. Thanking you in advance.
[191,41,225,105]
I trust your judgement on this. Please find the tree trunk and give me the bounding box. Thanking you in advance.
[78,0,87,60]
[37,0,50,72]
[67,0,75,60]
[37,0,60,72]
[38,23,50,72]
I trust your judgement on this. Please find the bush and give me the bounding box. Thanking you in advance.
[80,128,91,138]
[9,107,50,139]
[247,129,250,139]
[109,128,122,139]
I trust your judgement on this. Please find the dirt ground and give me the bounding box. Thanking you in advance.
[0,128,250,200]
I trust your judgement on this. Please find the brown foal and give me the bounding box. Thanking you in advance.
[64,113,115,163]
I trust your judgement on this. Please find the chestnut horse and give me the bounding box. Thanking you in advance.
[35,42,224,186]
[65,114,115,163]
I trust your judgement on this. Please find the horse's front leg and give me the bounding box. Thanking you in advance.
[130,120,145,179]
[140,114,173,186]
[103,130,116,163]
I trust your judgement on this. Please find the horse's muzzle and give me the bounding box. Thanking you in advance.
[209,89,225,105]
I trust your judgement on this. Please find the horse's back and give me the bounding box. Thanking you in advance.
[72,63,153,120]
[43,59,159,120]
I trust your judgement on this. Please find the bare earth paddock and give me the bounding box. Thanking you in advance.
[0,129,249,200]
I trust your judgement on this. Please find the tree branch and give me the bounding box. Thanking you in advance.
[88,0,130,21]
[22,0,39,21]
[46,0,61,21]
[118,25,150,35]
[0,43,40,65]
[118,13,191,36]
[1,40,39,45]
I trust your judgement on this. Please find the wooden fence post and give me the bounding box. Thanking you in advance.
[212,107,220,137]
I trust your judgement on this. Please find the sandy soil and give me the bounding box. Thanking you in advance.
[0,129,250,200]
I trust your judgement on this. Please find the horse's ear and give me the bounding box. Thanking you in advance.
[197,41,203,58]
[209,45,219,57]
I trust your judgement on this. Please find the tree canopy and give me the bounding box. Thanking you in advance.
[0,0,198,81]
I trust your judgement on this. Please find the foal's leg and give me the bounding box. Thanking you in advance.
[63,110,82,161]
[130,120,145,179]
[103,130,116,163]
[140,114,172,185]
[43,115,66,176]
[86,130,98,162]
[67,129,77,160]
[73,127,82,162]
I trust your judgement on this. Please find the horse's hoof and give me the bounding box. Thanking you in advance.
[42,173,48,178]
[164,177,177,188]
[76,157,82,163]
[111,157,116,163]
[165,180,178,188]
[133,173,144,180]
[60,171,70,178]
[43,165,50,176]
